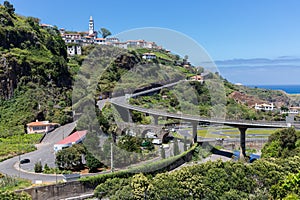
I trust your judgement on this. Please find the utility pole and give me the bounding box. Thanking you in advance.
[18,133,20,178]
[111,142,114,173]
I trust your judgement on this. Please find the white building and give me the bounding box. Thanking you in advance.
[142,53,156,60]
[94,38,106,45]
[113,42,128,49]
[54,130,87,152]
[106,37,120,43]
[255,103,274,111]
[67,45,81,56]
[88,16,94,36]
[60,17,162,56]
[26,120,59,134]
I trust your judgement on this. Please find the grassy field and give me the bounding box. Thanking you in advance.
[0,134,43,161]
[0,174,31,191]
[193,127,278,138]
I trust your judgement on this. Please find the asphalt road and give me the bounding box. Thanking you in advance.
[0,122,76,183]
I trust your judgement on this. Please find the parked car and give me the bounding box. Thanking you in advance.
[20,158,30,164]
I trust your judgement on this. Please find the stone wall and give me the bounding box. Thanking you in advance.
[16,181,94,200]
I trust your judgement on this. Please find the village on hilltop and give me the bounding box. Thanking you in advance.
[41,16,162,56]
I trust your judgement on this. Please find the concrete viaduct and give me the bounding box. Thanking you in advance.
[98,80,297,157]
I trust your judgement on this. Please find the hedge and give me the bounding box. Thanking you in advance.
[80,143,198,188]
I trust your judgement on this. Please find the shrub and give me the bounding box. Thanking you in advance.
[34,161,42,173]
[0,191,31,200]
[43,163,50,172]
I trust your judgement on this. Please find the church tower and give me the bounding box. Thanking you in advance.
[88,16,94,36]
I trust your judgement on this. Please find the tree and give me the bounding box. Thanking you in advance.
[86,151,103,173]
[131,173,150,200]
[98,28,111,38]
[3,1,15,15]
[262,128,299,158]
[270,172,300,199]
[55,144,86,170]
[34,161,43,173]
[44,163,50,171]
[117,135,142,153]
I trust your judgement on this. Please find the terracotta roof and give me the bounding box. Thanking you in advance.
[27,121,59,127]
[56,130,87,145]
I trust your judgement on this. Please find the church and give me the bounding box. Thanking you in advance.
[58,16,160,56]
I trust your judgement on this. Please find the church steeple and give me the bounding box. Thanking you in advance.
[88,16,94,36]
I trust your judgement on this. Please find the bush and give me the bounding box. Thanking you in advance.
[80,144,197,188]
[34,161,42,173]
[43,163,50,172]
[0,191,31,200]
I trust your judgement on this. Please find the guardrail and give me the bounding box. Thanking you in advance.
[110,96,291,129]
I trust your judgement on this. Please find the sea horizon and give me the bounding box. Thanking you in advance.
[246,84,300,94]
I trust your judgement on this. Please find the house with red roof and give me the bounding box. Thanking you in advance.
[54,130,87,152]
[26,120,60,134]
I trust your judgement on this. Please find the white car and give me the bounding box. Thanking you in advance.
[152,139,162,145]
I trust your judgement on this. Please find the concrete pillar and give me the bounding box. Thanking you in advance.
[192,122,198,143]
[128,109,132,123]
[114,105,131,122]
[152,115,159,125]
[238,127,247,159]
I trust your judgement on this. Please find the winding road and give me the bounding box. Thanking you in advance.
[0,122,76,183]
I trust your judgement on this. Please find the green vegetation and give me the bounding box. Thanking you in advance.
[195,127,276,138]
[93,156,300,199]
[1,3,299,200]
[80,144,197,188]
[118,135,154,153]
[89,128,300,199]
[55,144,100,172]
[0,133,42,161]
[0,2,73,138]
[43,167,72,175]
[33,161,43,173]
[130,80,289,121]
[56,144,87,171]
[0,173,31,192]
[262,127,300,158]
[271,171,300,199]
[98,27,111,38]
[192,144,211,161]
[0,190,31,200]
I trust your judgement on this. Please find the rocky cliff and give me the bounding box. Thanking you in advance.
[0,3,72,135]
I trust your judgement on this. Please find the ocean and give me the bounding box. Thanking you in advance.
[247,85,300,94]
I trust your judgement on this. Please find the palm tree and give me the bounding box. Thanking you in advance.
[98,28,111,38]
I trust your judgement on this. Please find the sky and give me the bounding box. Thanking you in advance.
[3,0,300,85]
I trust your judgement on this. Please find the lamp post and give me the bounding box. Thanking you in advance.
[18,132,21,178]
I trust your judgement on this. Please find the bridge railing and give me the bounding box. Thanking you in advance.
[110,98,292,128]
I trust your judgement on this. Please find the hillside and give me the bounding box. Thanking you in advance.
[0,1,295,140]
[0,3,72,136]
[129,78,293,122]
[0,1,292,138]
